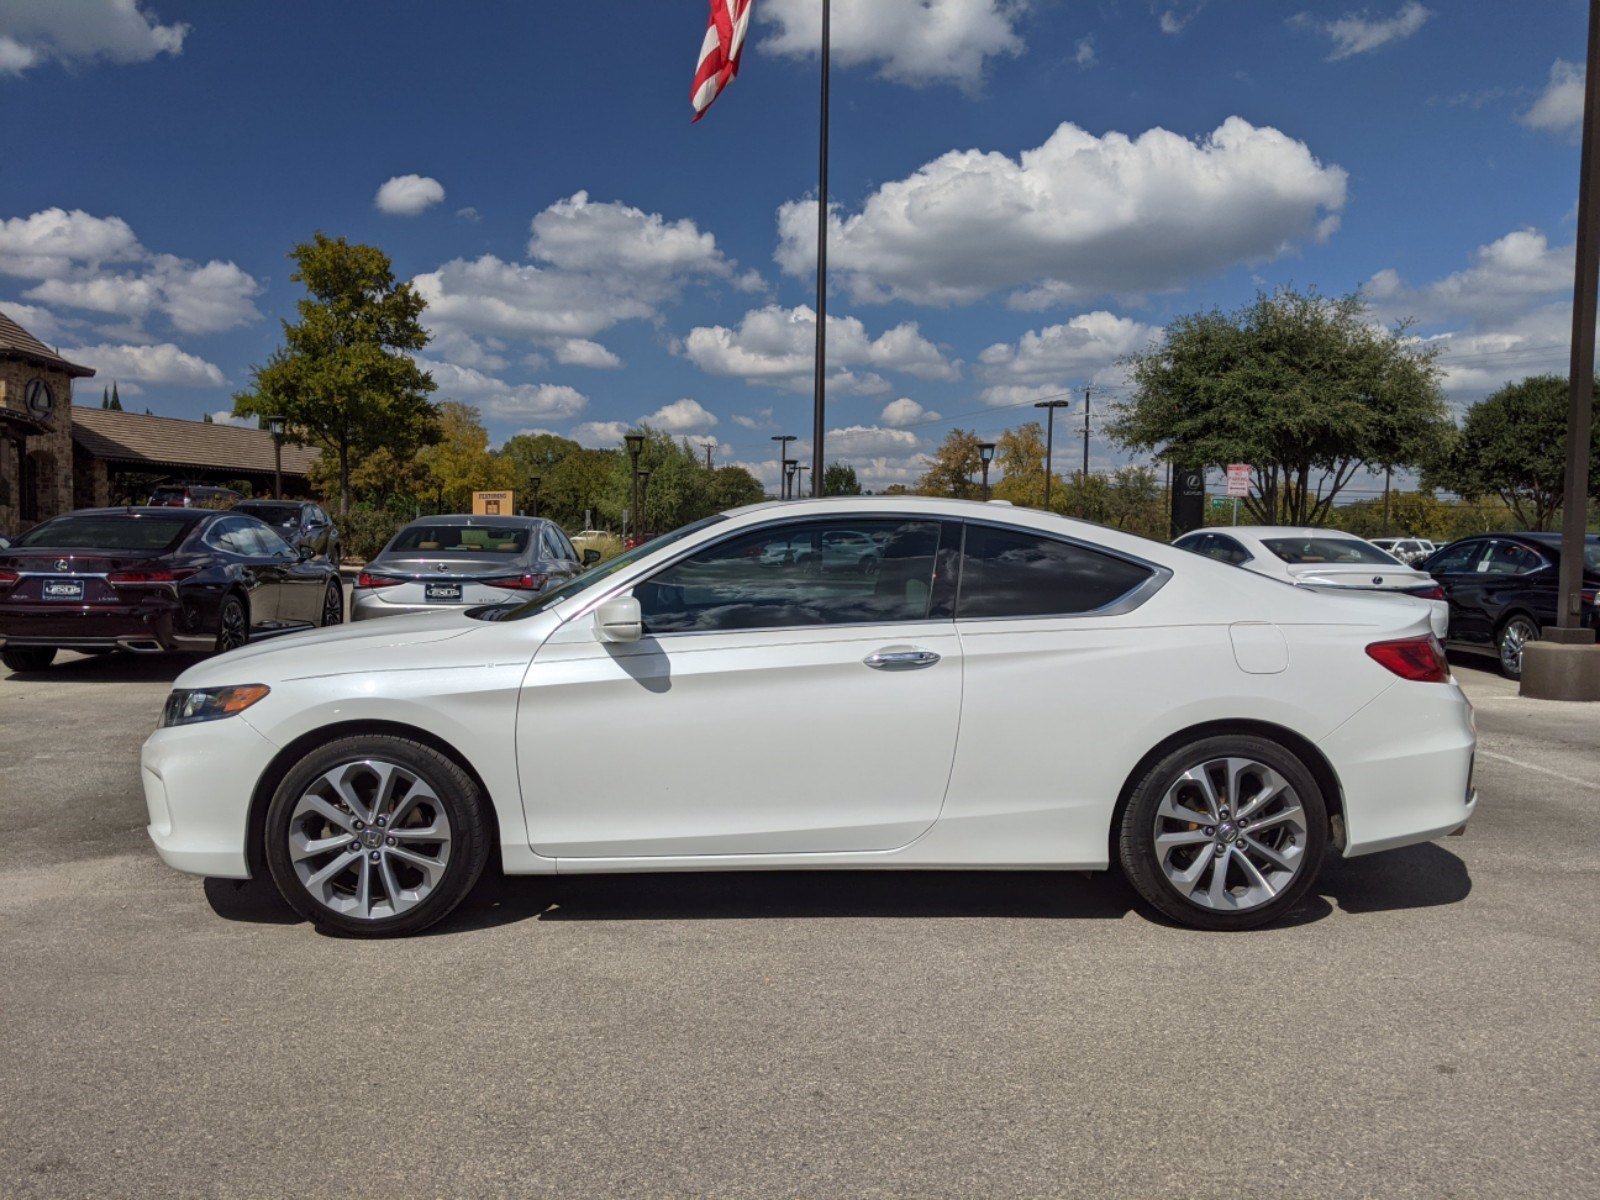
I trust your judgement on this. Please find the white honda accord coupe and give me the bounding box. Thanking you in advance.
[142,498,1476,936]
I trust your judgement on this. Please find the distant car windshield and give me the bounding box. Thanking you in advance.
[388,524,530,554]
[1262,537,1400,567]
[238,503,302,529]
[15,514,192,552]
[487,515,727,621]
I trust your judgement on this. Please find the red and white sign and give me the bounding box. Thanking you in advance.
[1225,464,1251,498]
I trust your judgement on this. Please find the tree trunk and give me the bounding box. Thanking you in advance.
[339,440,351,518]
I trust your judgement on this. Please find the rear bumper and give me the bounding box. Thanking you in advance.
[1320,680,1478,857]
[351,589,519,621]
[142,715,279,878]
[0,604,205,652]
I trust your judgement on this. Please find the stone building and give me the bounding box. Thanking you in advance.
[0,309,94,534]
[1,308,319,537]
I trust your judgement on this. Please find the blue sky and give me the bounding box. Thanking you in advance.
[0,1,1590,491]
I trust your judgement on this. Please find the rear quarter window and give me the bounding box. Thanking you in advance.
[957,524,1156,618]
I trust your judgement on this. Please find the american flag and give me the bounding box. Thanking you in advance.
[690,0,754,121]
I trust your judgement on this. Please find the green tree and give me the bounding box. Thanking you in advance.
[101,386,109,409]
[109,382,122,411]
[1425,375,1600,531]
[416,402,517,513]
[917,429,984,499]
[991,421,1070,511]
[823,461,862,496]
[544,447,616,528]
[708,464,766,509]
[1111,288,1450,525]
[233,233,438,515]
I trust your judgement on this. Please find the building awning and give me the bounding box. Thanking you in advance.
[72,408,320,478]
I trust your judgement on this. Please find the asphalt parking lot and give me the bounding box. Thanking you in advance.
[2,640,1597,1199]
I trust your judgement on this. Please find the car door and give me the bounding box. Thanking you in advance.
[1478,540,1553,631]
[944,521,1172,858]
[252,524,323,623]
[516,514,963,858]
[207,516,281,626]
[1426,539,1492,646]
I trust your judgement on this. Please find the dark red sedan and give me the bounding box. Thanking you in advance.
[0,507,344,673]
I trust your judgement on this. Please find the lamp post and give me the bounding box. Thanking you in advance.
[1034,398,1070,511]
[624,432,645,543]
[784,459,798,499]
[771,434,796,499]
[528,475,541,519]
[979,442,997,501]
[266,415,286,500]
[637,468,652,540]
[795,463,811,497]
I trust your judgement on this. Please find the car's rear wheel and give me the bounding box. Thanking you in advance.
[1,647,56,673]
[1496,613,1538,680]
[263,735,490,937]
[320,579,344,627]
[1118,735,1327,931]
[214,594,248,653]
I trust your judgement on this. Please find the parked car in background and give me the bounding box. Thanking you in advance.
[147,483,242,509]
[0,507,344,673]
[1370,537,1436,565]
[1422,532,1600,679]
[1173,526,1448,639]
[570,529,622,561]
[234,499,341,562]
[143,497,1476,937]
[352,515,596,621]
[756,526,883,574]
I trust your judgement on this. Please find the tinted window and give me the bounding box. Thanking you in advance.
[1211,535,1251,566]
[1427,541,1484,574]
[238,502,302,529]
[958,525,1154,618]
[1261,537,1399,566]
[389,524,530,554]
[636,518,942,634]
[16,514,192,551]
[207,517,258,556]
[1483,541,1544,575]
[248,523,295,557]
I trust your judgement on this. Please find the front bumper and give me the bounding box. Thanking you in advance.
[142,715,280,878]
[1320,680,1478,857]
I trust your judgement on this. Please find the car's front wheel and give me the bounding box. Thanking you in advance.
[1,647,56,673]
[1118,735,1327,931]
[263,735,491,937]
[320,579,344,627]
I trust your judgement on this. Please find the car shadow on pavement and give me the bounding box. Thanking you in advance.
[201,843,1473,936]
[3,651,207,684]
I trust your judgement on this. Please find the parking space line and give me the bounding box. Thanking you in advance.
[1477,748,1600,793]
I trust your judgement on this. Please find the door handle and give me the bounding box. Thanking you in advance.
[863,647,940,670]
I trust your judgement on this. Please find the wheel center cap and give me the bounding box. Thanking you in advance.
[361,829,384,849]
[1217,822,1240,844]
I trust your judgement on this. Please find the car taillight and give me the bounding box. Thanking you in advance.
[356,571,403,589]
[1366,636,1450,683]
[1406,585,1445,601]
[107,567,196,586]
[0,569,18,588]
[484,572,547,591]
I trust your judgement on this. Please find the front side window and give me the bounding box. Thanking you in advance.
[635,518,944,634]
[1427,541,1484,574]
[957,524,1155,619]
[207,517,259,556]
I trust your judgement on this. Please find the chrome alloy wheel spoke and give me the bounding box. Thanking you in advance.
[1154,757,1306,912]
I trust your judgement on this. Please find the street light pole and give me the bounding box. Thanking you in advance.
[1081,385,1093,481]
[979,442,997,501]
[1034,398,1070,511]
[624,432,645,544]
[637,468,652,538]
[795,464,811,498]
[784,459,798,499]
[771,434,796,500]
[266,415,285,500]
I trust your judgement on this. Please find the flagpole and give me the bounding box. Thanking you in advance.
[810,0,830,497]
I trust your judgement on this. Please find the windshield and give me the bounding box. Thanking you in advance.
[14,514,192,552]
[239,503,301,529]
[388,524,530,555]
[484,515,728,621]
[1261,537,1401,567]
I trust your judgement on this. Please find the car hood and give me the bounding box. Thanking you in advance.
[173,609,492,689]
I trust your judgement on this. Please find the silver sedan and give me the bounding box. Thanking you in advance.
[352,515,596,620]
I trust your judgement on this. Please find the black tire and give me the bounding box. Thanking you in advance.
[320,579,344,627]
[214,594,248,654]
[1118,734,1328,932]
[1495,613,1538,681]
[263,735,491,937]
[1,647,56,673]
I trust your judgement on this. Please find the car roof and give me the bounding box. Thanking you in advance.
[50,506,212,523]
[236,498,306,507]
[398,513,543,528]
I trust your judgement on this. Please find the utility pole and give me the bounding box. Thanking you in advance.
[1081,386,1093,481]
[771,434,796,500]
[795,463,811,497]
[1382,466,1392,536]
[809,0,831,497]
[1034,398,1071,511]
[703,442,714,470]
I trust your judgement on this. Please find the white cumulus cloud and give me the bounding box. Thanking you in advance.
[0,0,187,77]
[1291,3,1431,62]
[66,341,226,387]
[375,174,446,216]
[1521,60,1585,136]
[417,358,587,421]
[880,397,939,427]
[569,420,631,448]
[761,0,1026,89]
[646,398,718,433]
[775,118,1347,306]
[553,338,622,369]
[978,311,1159,387]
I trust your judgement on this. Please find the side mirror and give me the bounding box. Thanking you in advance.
[583,548,602,566]
[297,543,315,561]
[594,594,642,643]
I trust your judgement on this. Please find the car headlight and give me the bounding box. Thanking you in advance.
[160,684,271,728]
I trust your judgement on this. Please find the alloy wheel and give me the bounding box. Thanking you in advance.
[1152,757,1308,912]
[217,600,247,652]
[322,581,344,626]
[287,760,453,922]
[1499,616,1537,678]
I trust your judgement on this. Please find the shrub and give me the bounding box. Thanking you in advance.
[341,505,405,562]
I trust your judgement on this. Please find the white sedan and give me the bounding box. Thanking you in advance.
[1173,526,1449,639]
[142,498,1476,936]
